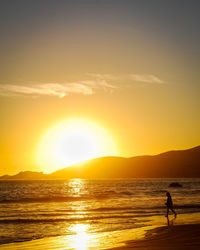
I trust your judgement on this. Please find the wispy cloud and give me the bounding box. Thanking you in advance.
[0,79,116,98]
[128,74,164,84]
[88,73,164,84]
[0,73,164,98]
[87,73,118,81]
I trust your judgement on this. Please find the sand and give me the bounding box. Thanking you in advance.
[112,224,200,249]
[1,214,200,249]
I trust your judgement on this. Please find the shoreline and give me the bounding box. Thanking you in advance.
[0,213,200,249]
[111,224,200,249]
[110,212,200,249]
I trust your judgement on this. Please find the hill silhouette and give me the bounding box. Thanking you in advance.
[0,171,46,180]
[1,146,200,179]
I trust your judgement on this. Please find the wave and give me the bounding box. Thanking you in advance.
[0,195,109,203]
[0,214,138,224]
[2,206,200,225]
[88,204,200,211]
[0,190,139,204]
[88,206,134,211]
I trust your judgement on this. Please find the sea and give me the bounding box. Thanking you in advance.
[0,178,200,248]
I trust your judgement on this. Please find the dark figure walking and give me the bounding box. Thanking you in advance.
[166,192,177,217]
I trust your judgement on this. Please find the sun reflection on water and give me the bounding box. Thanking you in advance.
[67,180,94,249]
[68,179,86,197]
[70,224,90,250]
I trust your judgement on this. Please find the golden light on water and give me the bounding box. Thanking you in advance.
[69,179,83,194]
[70,224,90,250]
[62,179,149,249]
[36,118,118,173]
[67,179,93,250]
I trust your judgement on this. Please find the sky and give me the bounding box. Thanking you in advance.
[0,0,200,175]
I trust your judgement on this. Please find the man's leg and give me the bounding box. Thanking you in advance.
[166,207,169,217]
[171,207,177,217]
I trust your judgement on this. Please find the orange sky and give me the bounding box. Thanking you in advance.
[0,1,200,175]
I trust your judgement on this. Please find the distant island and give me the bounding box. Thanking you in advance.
[1,145,200,179]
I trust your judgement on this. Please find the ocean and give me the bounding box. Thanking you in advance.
[0,179,200,248]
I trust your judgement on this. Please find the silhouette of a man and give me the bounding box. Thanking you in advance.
[166,192,177,217]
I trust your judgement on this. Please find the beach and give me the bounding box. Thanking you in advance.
[113,224,200,250]
[0,213,200,249]
[0,179,200,249]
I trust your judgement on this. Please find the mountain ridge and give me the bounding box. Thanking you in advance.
[1,145,200,179]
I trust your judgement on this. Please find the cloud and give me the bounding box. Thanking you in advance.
[128,74,164,84]
[88,73,164,84]
[87,73,118,81]
[0,79,116,98]
[0,73,164,98]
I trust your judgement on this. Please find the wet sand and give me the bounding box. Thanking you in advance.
[112,224,200,249]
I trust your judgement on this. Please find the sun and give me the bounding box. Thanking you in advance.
[36,118,118,173]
